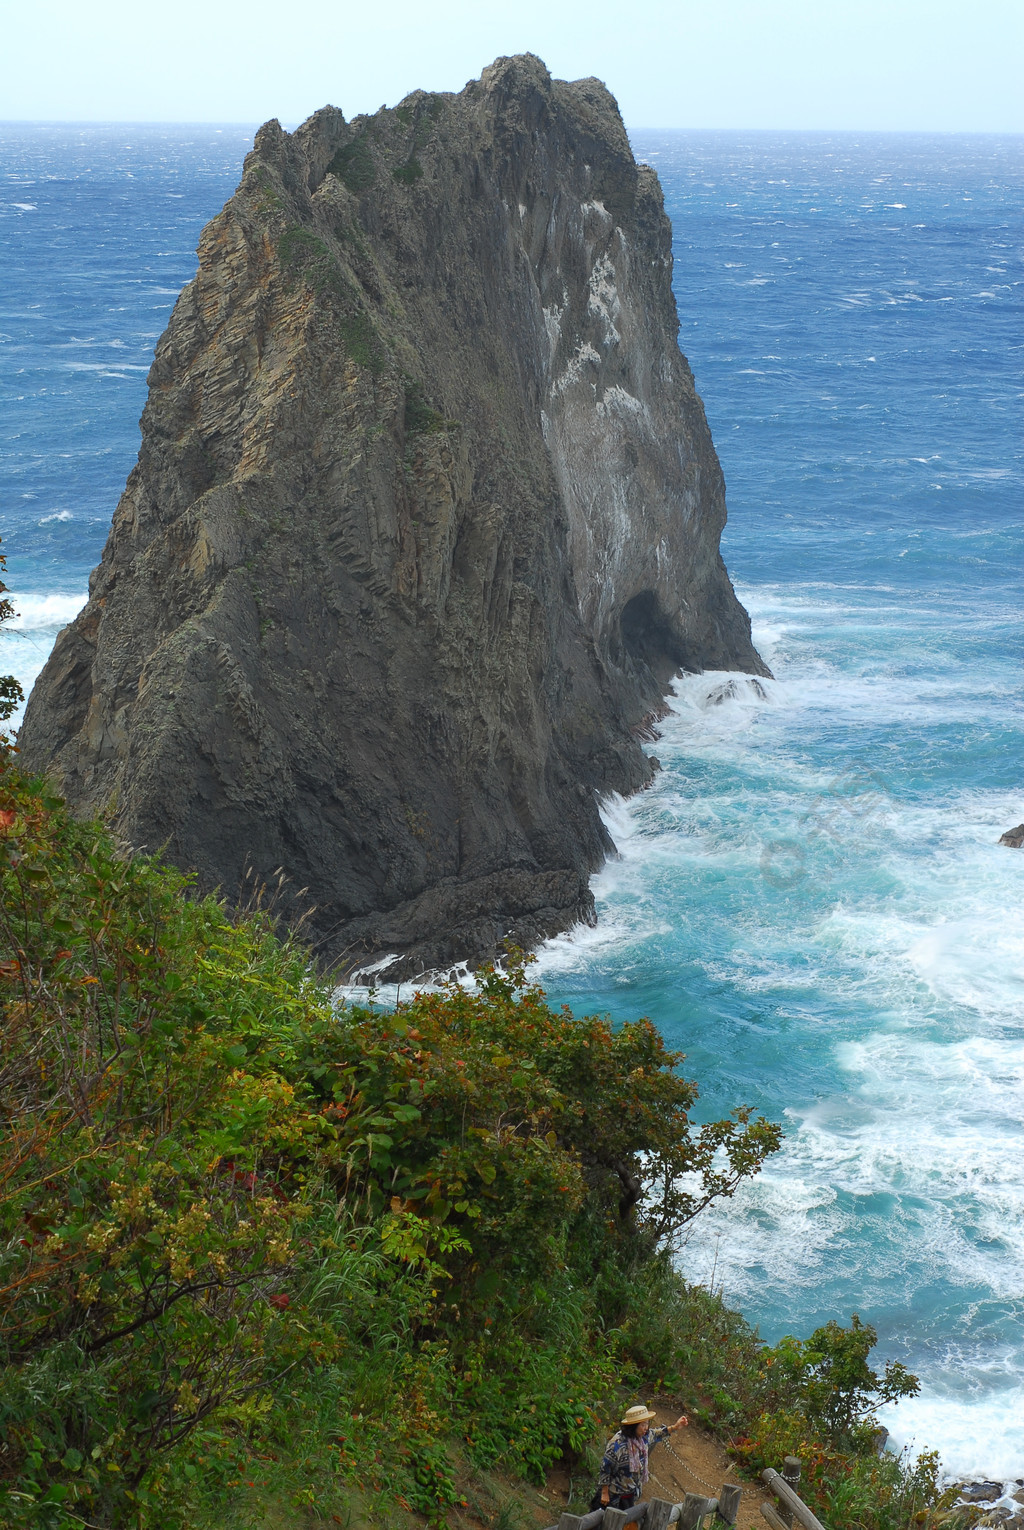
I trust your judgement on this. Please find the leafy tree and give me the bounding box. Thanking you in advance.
[755,1314,920,1453]
[300,958,782,1295]
[0,763,334,1522]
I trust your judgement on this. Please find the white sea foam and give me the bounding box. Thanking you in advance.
[7,591,87,630]
[885,1393,1024,1483]
[3,592,88,726]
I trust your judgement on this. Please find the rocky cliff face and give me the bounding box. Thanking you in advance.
[20,54,766,977]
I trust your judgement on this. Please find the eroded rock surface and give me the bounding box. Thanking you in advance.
[20,54,766,976]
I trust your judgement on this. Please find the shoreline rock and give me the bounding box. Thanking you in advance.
[948,1481,1024,1529]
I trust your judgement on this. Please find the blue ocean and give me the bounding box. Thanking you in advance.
[2,123,1022,1478]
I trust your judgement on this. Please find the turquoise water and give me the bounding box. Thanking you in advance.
[536,132,1024,1476]
[2,125,1022,1476]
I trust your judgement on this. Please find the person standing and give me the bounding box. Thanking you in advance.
[591,1403,689,1511]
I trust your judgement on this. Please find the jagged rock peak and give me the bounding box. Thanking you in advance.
[20,55,767,978]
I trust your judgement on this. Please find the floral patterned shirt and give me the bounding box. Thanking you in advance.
[597,1426,670,1499]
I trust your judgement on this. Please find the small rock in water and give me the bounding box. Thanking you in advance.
[960,1484,1006,1504]
[998,824,1024,848]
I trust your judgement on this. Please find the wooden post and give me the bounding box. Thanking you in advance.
[760,1469,828,1530]
[716,1485,742,1526]
[677,1493,717,1530]
[777,1459,800,1529]
[759,1503,789,1530]
[558,1515,606,1530]
[602,1504,649,1530]
[645,1499,677,1530]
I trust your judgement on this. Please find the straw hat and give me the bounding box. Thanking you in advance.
[620,1404,657,1426]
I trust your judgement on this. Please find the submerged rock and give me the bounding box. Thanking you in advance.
[998,824,1024,848]
[20,54,766,976]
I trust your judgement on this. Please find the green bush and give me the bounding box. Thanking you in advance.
[753,1315,920,1453]
[338,309,383,372]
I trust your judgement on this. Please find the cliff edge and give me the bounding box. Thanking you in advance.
[20,55,767,977]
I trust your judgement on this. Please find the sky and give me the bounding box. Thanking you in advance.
[3,0,1023,132]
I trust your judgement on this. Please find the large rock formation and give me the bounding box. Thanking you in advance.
[20,54,766,977]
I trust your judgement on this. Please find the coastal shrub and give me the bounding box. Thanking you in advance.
[277,224,347,304]
[732,1422,953,1530]
[754,1315,920,1453]
[0,760,784,1526]
[0,757,929,1530]
[727,1318,937,1530]
[338,307,383,371]
[277,223,329,269]
[0,758,339,1524]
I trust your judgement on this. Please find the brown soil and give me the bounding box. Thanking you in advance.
[643,1402,761,1530]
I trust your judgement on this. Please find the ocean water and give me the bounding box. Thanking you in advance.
[2,124,1023,1477]
[0,124,255,696]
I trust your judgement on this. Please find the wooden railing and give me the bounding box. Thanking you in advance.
[543,1453,828,1530]
[548,1481,743,1530]
[759,1457,827,1530]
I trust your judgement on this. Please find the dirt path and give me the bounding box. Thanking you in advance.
[644,1401,760,1530]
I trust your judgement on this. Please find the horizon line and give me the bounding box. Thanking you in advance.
[2,119,1023,137]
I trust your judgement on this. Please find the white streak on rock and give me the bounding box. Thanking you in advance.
[588,253,621,345]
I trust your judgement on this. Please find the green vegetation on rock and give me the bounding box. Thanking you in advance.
[404,379,447,435]
[328,136,377,194]
[277,226,383,370]
[393,157,424,186]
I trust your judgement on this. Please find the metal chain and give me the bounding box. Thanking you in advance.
[599,1434,727,1510]
[648,1468,680,1500]
[659,1438,722,1495]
